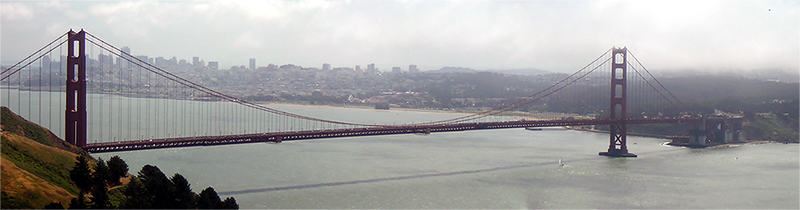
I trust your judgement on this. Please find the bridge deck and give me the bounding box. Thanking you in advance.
[83,118,707,153]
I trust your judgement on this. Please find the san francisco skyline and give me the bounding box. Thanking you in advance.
[2,0,797,73]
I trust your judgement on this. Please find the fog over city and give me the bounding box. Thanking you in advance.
[2,0,797,73]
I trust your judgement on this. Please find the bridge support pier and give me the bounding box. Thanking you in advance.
[599,47,636,158]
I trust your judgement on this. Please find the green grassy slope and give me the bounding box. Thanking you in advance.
[1,106,82,208]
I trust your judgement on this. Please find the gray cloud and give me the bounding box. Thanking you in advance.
[2,0,797,73]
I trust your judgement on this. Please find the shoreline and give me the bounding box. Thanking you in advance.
[707,140,783,148]
[568,127,678,139]
[566,127,786,148]
[258,101,472,116]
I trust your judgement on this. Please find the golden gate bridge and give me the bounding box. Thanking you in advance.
[1,29,738,157]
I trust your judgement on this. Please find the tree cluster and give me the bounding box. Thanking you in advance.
[64,155,128,209]
[63,155,237,209]
[122,165,238,209]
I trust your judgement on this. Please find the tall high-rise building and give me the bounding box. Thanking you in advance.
[409,64,419,74]
[392,67,401,73]
[249,58,256,70]
[367,63,375,74]
[99,54,113,69]
[155,56,166,67]
[355,65,362,74]
[322,63,331,71]
[42,55,51,71]
[120,46,131,69]
[192,57,200,68]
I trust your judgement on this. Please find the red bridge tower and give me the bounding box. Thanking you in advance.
[65,30,87,147]
[600,47,637,157]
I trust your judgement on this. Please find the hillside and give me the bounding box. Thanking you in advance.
[1,107,83,208]
[1,106,239,209]
[1,107,86,155]
[745,112,799,143]
[627,113,799,143]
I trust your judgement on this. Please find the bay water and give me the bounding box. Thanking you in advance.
[3,89,798,208]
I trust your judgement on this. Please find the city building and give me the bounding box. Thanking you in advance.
[120,46,131,69]
[409,65,419,74]
[99,54,113,69]
[42,55,51,70]
[135,55,149,66]
[169,56,177,66]
[322,63,331,71]
[250,58,256,70]
[192,57,200,68]
[155,56,167,67]
[208,61,219,70]
[367,63,375,75]
[392,67,401,73]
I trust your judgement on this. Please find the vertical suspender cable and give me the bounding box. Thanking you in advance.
[48,43,53,133]
[113,49,117,142]
[17,64,21,114]
[147,58,151,139]
[28,65,31,119]
[155,68,159,138]
[138,55,142,139]
[87,42,92,142]
[99,43,104,142]
[173,80,176,137]
[59,41,64,139]
[168,79,170,137]
[181,87,185,137]
[38,50,42,126]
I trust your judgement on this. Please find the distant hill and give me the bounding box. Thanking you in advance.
[425,67,476,74]
[740,69,800,83]
[485,68,551,76]
[657,69,800,83]
[1,107,81,208]
[425,67,552,76]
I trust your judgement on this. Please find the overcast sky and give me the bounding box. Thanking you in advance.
[1,0,797,73]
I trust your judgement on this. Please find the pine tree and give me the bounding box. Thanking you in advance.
[120,177,151,209]
[221,197,239,209]
[89,186,110,209]
[67,193,88,209]
[90,158,112,208]
[197,187,222,209]
[43,201,65,209]
[171,173,197,208]
[106,155,129,185]
[138,165,175,209]
[69,155,92,195]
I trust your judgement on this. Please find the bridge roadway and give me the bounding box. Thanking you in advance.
[83,117,705,153]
